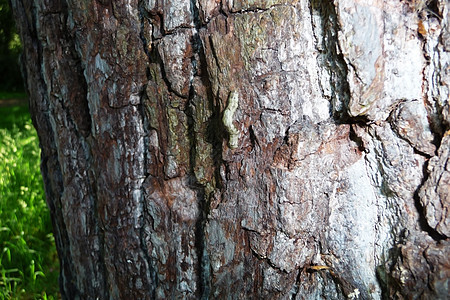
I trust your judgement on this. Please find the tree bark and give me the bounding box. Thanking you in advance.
[11,0,449,299]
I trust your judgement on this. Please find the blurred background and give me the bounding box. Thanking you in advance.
[1,0,59,298]
[0,0,23,94]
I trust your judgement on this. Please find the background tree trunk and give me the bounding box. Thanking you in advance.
[11,0,449,299]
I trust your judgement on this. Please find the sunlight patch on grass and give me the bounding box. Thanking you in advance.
[0,106,60,299]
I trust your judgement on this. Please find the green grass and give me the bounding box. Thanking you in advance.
[0,105,60,299]
[0,106,30,130]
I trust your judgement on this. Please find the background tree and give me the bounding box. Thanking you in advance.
[10,0,449,299]
[0,0,22,91]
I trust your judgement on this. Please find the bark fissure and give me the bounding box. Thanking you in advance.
[188,1,219,297]
[137,4,159,295]
[228,6,282,15]
[186,85,211,299]
[310,0,351,121]
[155,47,189,99]
[413,160,448,241]
[140,188,158,298]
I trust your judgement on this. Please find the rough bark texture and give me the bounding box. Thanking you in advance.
[11,0,449,299]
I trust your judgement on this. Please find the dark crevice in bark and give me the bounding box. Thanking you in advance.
[207,35,223,74]
[138,7,188,100]
[137,3,159,297]
[412,146,433,159]
[57,3,91,139]
[384,108,446,240]
[348,124,367,153]
[193,187,212,300]
[428,102,447,155]
[151,44,188,99]
[420,32,447,153]
[138,7,152,60]
[413,160,447,241]
[249,125,260,151]
[139,4,166,41]
[386,108,433,158]
[327,270,357,299]
[423,0,442,18]
[421,247,436,292]
[196,9,223,179]
[228,3,287,15]
[249,246,280,272]
[188,0,217,297]
[375,246,402,300]
[207,109,226,191]
[369,144,398,199]
[289,268,302,300]
[140,188,158,299]
[41,154,80,300]
[185,83,210,299]
[419,2,448,161]
[310,0,351,122]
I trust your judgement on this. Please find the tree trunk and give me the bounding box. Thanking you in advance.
[11,0,449,299]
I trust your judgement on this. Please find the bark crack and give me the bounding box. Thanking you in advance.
[383,107,446,240]
[136,2,159,296]
[310,0,351,122]
[227,3,292,15]
[413,159,447,241]
[184,0,220,298]
[139,186,158,298]
[386,101,434,158]
[289,268,302,300]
